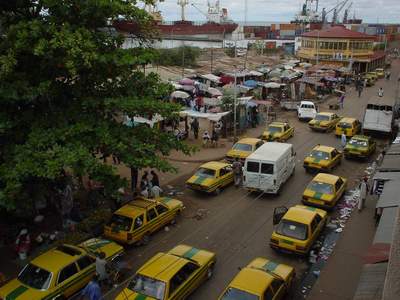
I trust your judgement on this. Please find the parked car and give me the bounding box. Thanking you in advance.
[226,138,264,162]
[270,205,327,255]
[243,142,296,194]
[218,257,295,300]
[375,68,385,78]
[262,121,294,142]
[344,135,376,159]
[186,161,233,194]
[115,244,216,300]
[104,197,184,245]
[335,117,362,138]
[303,145,342,173]
[0,239,123,300]
[297,101,317,121]
[302,173,347,209]
[308,112,341,132]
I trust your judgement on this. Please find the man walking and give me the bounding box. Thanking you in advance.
[341,133,347,149]
[232,158,243,188]
[191,118,199,139]
[378,87,384,97]
[81,274,102,300]
[358,177,369,212]
[338,93,345,109]
[357,85,363,98]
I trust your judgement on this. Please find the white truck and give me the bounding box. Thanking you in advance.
[363,98,399,136]
[297,101,317,121]
[243,142,296,194]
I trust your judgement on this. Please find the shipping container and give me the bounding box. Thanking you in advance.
[280,23,297,30]
[280,29,296,37]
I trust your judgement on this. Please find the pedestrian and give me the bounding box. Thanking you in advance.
[358,177,369,212]
[15,229,31,260]
[95,252,108,286]
[338,93,345,109]
[150,170,160,188]
[191,118,199,139]
[211,127,219,147]
[363,78,367,89]
[232,158,243,187]
[140,171,149,190]
[151,185,163,198]
[202,130,211,147]
[130,167,138,194]
[80,274,102,300]
[378,87,384,97]
[341,133,347,149]
[357,85,363,98]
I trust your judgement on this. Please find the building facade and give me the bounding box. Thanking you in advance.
[297,26,385,73]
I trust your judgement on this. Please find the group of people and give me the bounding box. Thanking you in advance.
[140,170,162,198]
[202,121,222,147]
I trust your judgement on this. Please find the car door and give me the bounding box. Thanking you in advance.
[331,149,340,167]
[334,178,345,201]
[219,166,233,187]
[56,262,80,297]
[282,125,289,140]
[263,286,276,300]
[245,161,260,189]
[156,203,172,225]
[146,207,160,233]
[310,214,323,244]
[75,255,96,290]
[271,278,286,300]
[168,262,201,299]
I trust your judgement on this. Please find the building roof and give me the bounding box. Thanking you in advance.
[302,26,375,40]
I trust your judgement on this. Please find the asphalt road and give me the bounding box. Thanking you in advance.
[105,60,399,300]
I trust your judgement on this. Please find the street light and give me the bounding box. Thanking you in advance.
[233,65,238,142]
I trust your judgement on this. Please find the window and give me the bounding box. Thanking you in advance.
[195,168,215,178]
[307,181,334,194]
[147,208,158,222]
[256,141,264,149]
[220,167,228,176]
[271,279,284,294]
[169,262,198,297]
[128,274,166,300]
[263,286,274,300]
[233,143,253,151]
[276,220,308,240]
[18,264,52,290]
[261,163,274,174]
[77,256,95,270]
[156,204,168,215]
[311,217,319,233]
[58,263,78,285]
[246,161,259,173]
[134,214,144,230]
[109,214,133,232]
[314,214,322,225]
[331,150,338,158]
[335,178,344,191]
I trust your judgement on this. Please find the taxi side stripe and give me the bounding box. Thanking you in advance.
[5,285,28,300]
[314,192,323,200]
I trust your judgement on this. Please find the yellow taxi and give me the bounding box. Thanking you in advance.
[335,117,362,137]
[104,197,184,245]
[218,258,295,300]
[375,68,385,78]
[262,122,294,142]
[115,244,216,300]
[302,173,347,209]
[344,135,376,159]
[270,205,327,255]
[303,145,342,173]
[308,112,341,132]
[186,161,233,194]
[226,138,264,162]
[0,238,123,300]
[367,71,378,81]
[364,74,375,86]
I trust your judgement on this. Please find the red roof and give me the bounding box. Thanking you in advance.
[302,25,375,40]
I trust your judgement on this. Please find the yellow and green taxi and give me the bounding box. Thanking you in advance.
[0,238,123,300]
[270,205,327,255]
[115,244,216,300]
[375,68,385,78]
[186,161,233,194]
[344,135,376,159]
[104,197,184,245]
[262,122,294,142]
[302,173,347,209]
[303,145,342,173]
[308,112,341,132]
[219,258,295,300]
[335,117,362,137]
[226,138,264,162]
[367,71,378,81]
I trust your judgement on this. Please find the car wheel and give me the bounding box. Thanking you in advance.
[141,233,151,245]
[206,264,215,279]
[214,187,221,196]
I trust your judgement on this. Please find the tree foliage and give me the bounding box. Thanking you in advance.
[0,0,192,211]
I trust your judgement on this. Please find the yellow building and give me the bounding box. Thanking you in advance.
[297,26,385,73]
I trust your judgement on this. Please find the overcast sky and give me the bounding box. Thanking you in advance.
[154,0,399,23]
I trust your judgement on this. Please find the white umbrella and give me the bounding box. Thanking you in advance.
[263,82,282,89]
[171,91,190,99]
[208,87,223,97]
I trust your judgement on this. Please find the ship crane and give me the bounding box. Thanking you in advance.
[332,0,350,24]
[343,2,353,23]
[178,0,189,21]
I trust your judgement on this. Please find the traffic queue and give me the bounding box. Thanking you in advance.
[0,111,378,300]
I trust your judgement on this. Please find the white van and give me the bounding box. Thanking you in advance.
[297,101,317,120]
[243,142,296,194]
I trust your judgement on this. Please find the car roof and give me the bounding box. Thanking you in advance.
[200,161,230,170]
[30,245,84,273]
[317,112,335,116]
[268,122,287,127]
[313,145,335,152]
[247,142,292,161]
[312,173,340,185]
[352,135,369,141]
[236,138,262,145]
[284,205,319,225]
[300,101,315,105]
[114,198,155,217]
[339,117,357,123]
[229,267,273,295]
[138,253,188,282]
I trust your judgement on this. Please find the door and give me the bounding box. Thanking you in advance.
[270,278,286,300]
[244,161,260,189]
[57,262,80,297]
[260,162,275,191]
[76,255,96,291]
[168,262,201,299]
[146,207,160,233]
[334,178,345,202]
[219,166,233,187]
[273,207,288,225]
[309,214,323,244]
[330,150,340,167]
[155,203,172,226]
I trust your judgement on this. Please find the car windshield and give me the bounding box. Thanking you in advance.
[220,287,259,300]
[276,219,308,240]
[233,143,253,152]
[195,167,216,178]
[349,139,368,147]
[310,150,330,160]
[128,274,166,300]
[108,214,133,231]
[308,181,334,194]
[338,122,352,128]
[18,264,52,290]
[315,114,330,121]
[267,126,283,133]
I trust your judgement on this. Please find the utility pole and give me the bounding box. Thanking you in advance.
[316,30,320,64]
[233,65,238,142]
[182,43,185,78]
[210,47,214,73]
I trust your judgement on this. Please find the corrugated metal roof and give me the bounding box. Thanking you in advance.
[374,207,398,244]
[376,181,400,208]
[378,155,400,173]
[353,263,387,300]
[302,25,376,40]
